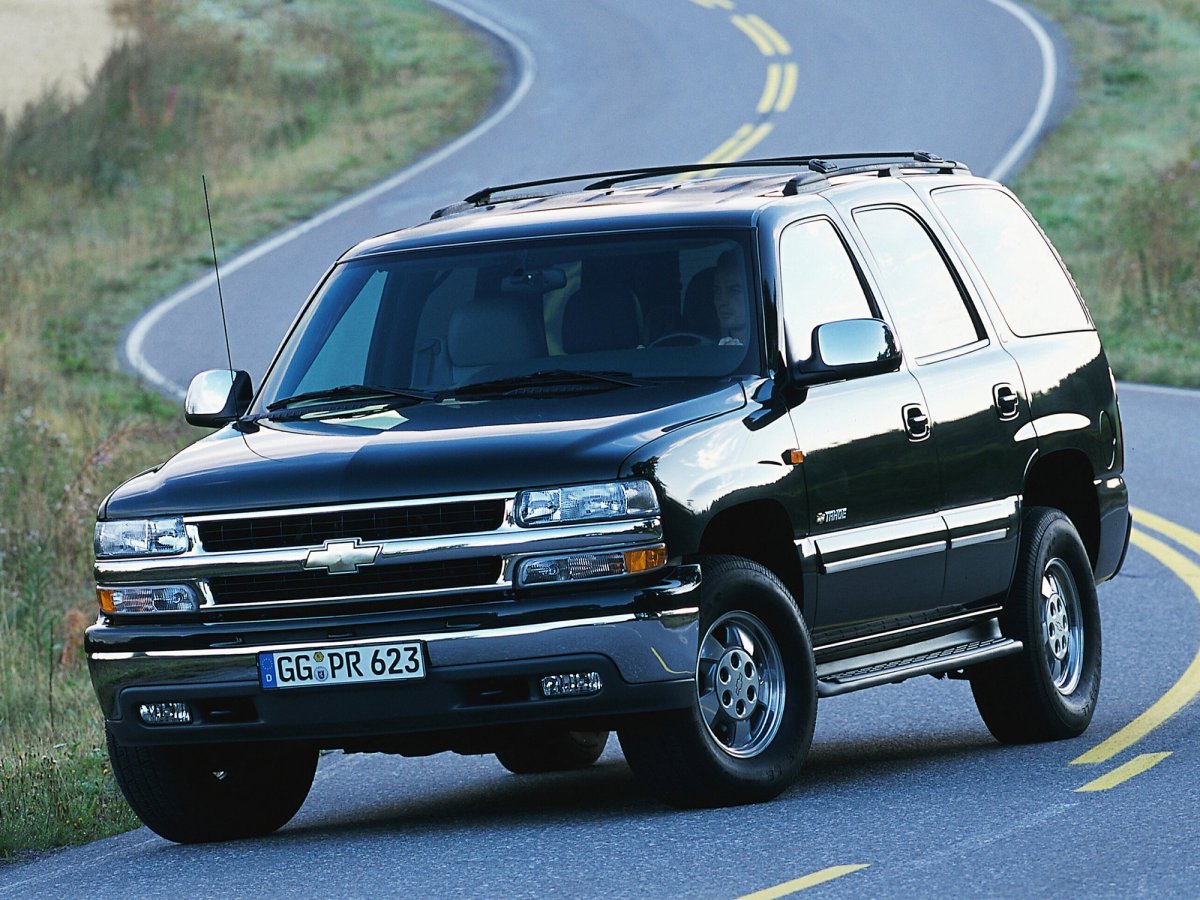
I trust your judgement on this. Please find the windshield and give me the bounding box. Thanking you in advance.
[255,230,759,412]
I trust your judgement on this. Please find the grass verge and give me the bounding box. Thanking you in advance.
[1021,0,1200,385]
[0,0,496,858]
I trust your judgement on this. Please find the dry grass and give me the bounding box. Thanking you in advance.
[0,0,495,857]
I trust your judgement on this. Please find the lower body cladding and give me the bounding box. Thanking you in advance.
[88,572,701,749]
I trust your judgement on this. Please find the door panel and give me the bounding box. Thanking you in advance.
[835,187,1032,609]
[908,349,1030,604]
[776,210,945,631]
[789,372,945,628]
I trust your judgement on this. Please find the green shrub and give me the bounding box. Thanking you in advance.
[1108,156,1200,332]
[1016,0,1200,384]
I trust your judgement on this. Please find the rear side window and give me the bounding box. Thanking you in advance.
[933,187,1092,336]
[778,218,874,361]
[853,206,983,359]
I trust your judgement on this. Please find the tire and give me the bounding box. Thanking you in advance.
[618,555,816,808]
[107,732,318,844]
[970,506,1101,743]
[494,729,609,774]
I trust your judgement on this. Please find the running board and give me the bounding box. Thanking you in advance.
[816,625,1022,698]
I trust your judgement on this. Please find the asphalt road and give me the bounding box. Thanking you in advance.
[123,0,1065,397]
[8,2,1200,898]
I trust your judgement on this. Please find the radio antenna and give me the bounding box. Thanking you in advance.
[202,174,235,374]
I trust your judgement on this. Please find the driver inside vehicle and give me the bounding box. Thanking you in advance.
[712,249,749,346]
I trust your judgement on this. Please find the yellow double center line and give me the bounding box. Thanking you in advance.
[757,62,799,115]
[731,13,792,55]
[1071,508,1200,791]
[739,864,870,899]
[698,124,774,168]
[684,3,798,175]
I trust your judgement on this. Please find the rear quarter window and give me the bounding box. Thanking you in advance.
[932,187,1092,337]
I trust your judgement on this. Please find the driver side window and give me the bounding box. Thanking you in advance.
[779,218,874,362]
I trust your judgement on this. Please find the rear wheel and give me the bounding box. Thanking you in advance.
[107,732,318,844]
[495,729,609,774]
[970,507,1101,743]
[619,555,816,808]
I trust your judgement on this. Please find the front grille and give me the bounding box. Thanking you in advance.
[207,557,503,605]
[196,500,506,553]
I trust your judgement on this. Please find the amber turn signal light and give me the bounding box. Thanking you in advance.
[624,545,667,573]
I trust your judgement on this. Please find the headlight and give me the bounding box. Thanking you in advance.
[94,518,189,558]
[515,480,659,527]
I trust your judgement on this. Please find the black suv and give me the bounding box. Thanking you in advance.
[89,153,1130,843]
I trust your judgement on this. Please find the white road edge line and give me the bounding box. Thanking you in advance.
[984,0,1058,184]
[123,0,537,399]
[127,1,1057,397]
[1118,381,1200,399]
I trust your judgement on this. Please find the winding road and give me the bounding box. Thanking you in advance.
[6,2,1200,897]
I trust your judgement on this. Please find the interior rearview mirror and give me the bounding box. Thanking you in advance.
[500,266,568,295]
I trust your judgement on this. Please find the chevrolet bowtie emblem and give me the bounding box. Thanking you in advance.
[303,539,380,575]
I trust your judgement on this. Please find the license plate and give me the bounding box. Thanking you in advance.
[258,641,425,690]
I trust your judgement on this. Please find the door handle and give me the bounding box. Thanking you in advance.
[902,403,931,441]
[993,383,1020,421]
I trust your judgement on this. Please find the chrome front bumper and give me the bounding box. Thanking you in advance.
[88,568,701,745]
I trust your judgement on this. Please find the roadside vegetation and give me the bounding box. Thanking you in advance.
[0,0,495,858]
[1021,0,1200,385]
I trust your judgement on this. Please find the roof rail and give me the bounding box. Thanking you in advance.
[782,152,969,195]
[453,152,968,212]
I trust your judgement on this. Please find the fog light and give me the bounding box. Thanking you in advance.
[517,544,666,586]
[520,551,626,585]
[541,671,603,698]
[98,584,199,614]
[138,702,192,725]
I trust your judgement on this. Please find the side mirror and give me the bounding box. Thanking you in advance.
[792,318,901,386]
[185,369,252,427]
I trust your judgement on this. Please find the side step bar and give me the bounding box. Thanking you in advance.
[816,622,1022,698]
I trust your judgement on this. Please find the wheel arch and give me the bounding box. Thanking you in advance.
[1023,449,1100,570]
[697,499,806,618]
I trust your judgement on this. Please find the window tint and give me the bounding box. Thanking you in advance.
[259,231,758,410]
[292,269,387,394]
[854,206,982,359]
[778,218,873,361]
[933,187,1091,336]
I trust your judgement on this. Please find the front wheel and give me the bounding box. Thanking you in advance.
[970,507,1101,743]
[107,733,318,843]
[618,555,816,808]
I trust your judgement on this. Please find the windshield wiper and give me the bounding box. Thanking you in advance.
[265,384,436,414]
[450,370,641,397]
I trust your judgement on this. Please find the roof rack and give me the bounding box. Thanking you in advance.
[782,152,969,195]
[451,152,968,213]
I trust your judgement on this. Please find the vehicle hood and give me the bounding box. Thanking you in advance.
[102,381,747,518]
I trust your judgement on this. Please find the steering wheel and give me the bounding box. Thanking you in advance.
[648,331,716,348]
